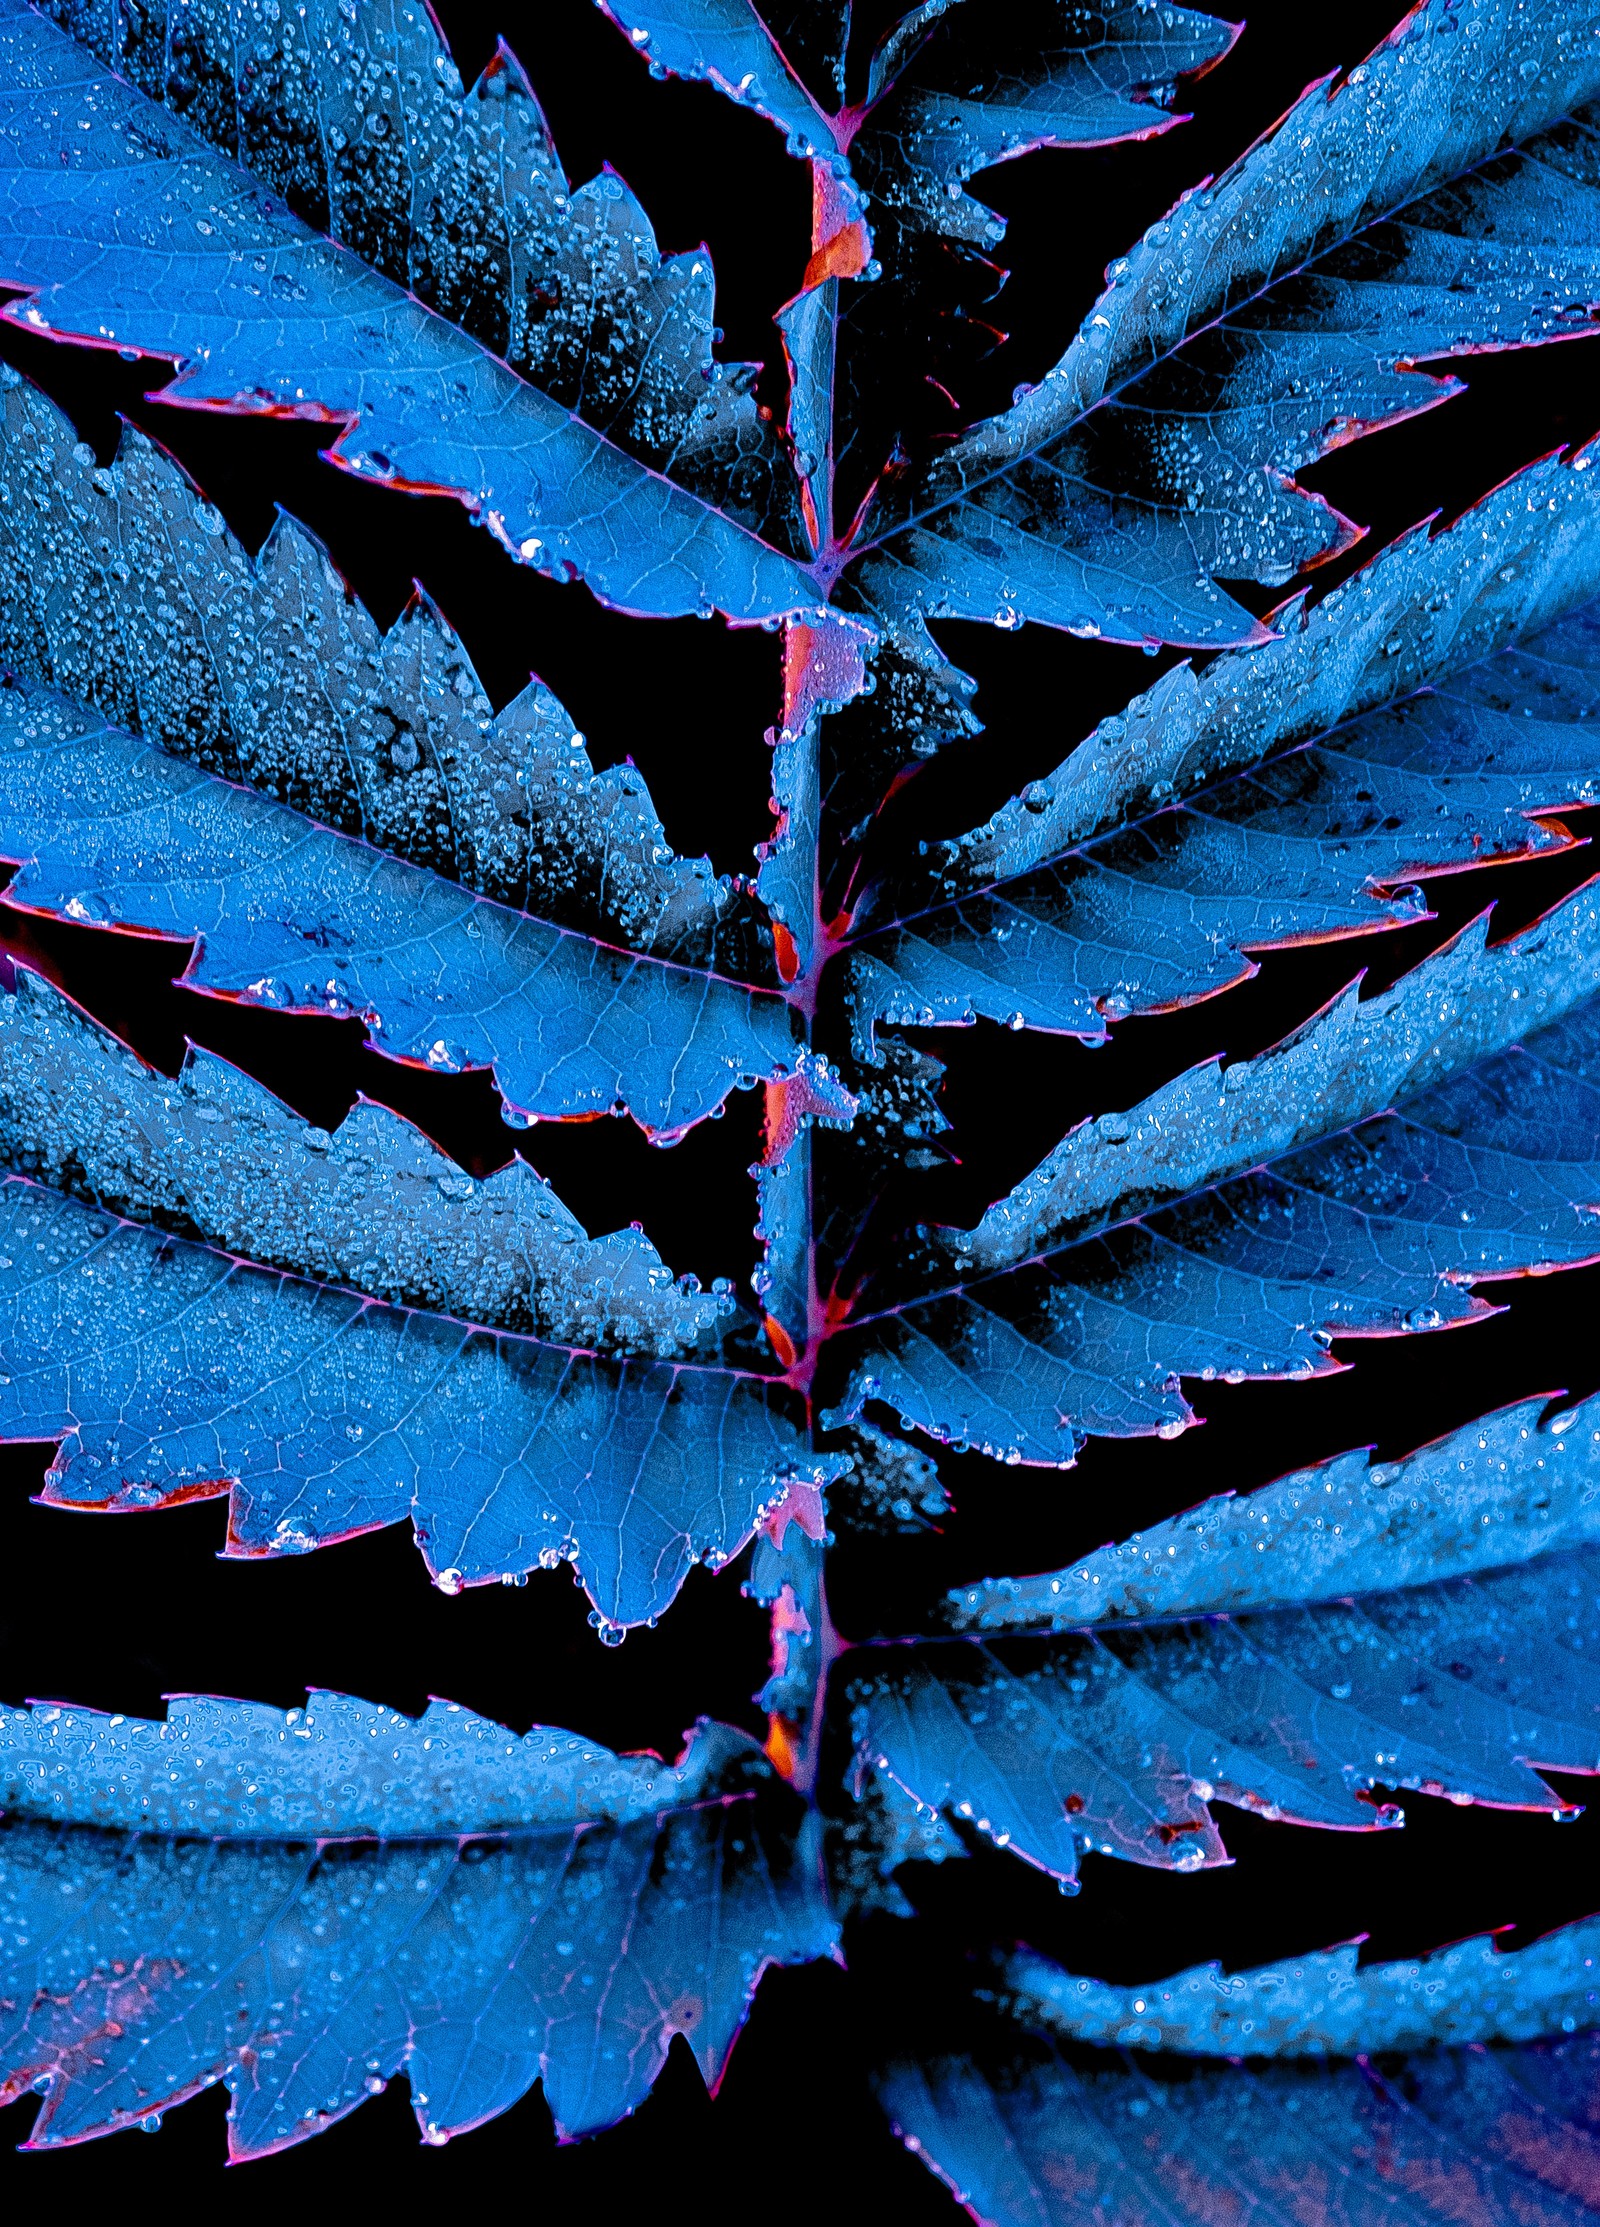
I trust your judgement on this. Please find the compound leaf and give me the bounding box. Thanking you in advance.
[10,0,1600,2173]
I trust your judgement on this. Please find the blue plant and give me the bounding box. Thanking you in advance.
[2,0,1600,2202]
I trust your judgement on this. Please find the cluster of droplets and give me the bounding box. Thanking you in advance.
[0,1691,735,1837]
[0,376,767,977]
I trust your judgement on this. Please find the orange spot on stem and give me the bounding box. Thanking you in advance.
[803,220,871,289]
[772,917,802,983]
[763,1312,799,1369]
[765,1714,801,1780]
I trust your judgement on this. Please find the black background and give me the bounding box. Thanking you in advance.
[3,1,1600,2213]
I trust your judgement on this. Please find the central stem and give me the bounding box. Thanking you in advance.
[752,158,872,1795]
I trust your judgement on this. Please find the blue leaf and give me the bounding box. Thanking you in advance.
[917,459,1600,899]
[842,881,1600,1463]
[829,1415,951,1539]
[944,1389,1600,1633]
[939,894,1600,1279]
[827,1758,967,1920]
[0,1690,744,1836]
[811,617,983,948]
[851,0,1600,645]
[846,1391,1600,1884]
[849,0,1238,256]
[22,0,1597,654]
[813,1031,954,1306]
[850,443,1600,1048]
[0,964,727,1355]
[833,430,1600,1464]
[879,1982,1600,2225]
[0,966,850,1628]
[0,356,863,1632]
[598,0,846,172]
[0,0,817,622]
[599,0,1237,254]
[19,6,1600,2160]
[49,0,779,482]
[0,363,856,1139]
[0,1173,837,1629]
[0,375,770,975]
[0,672,815,1135]
[0,1699,835,2151]
[1000,1921,1600,2058]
